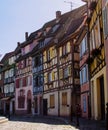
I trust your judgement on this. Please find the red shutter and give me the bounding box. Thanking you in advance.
[16,79,19,88]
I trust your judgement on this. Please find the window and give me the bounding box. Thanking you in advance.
[80,65,88,85]
[18,90,25,108]
[23,77,26,87]
[44,73,48,83]
[19,79,23,88]
[62,92,67,105]
[10,83,14,93]
[59,69,63,79]
[39,75,43,85]
[47,49,50,61]
[16,79,19,88]
[64,68,68,78]
[66,42,71,53]
[59,47,62,57]
[52,24,60,33]
[35,56,41,66]
[5,71,9,79]
[63,45,66,55]
[9,69,14,77]
[28,76,32,86]
[80,35,88,57]
[48,72,52,83]
[64,66,71,79]
[50,94,55,108]
[103,3,108,38]
[34,75,42,87]
[35,76,39,86]
[74,70,79,78]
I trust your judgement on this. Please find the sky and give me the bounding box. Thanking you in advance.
[0,0,85,60]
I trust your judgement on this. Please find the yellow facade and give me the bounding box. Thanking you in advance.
[89,0,107,120]
[43,44,59,116]
[91,66,107,120]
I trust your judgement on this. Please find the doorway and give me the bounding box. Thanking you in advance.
[43,99,47,115]
[12,101,15,115]
[27,99,31,114]
[99,76,105,120]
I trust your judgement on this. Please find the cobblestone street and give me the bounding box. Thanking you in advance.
[0,116,78,130]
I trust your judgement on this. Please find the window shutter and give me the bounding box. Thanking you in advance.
[52,71,55,81]
[68,65,71,76]
[102,7,108,38]
[67,42,70,53]
[59,69,63,79]
[59,47,62,57]
[44,73,48,83]
[43,51,47,62]
[50,47,53,59]
[50,94,55,108]
[16,79,19,88]
[80,71,82,85]
[62,92,67,105]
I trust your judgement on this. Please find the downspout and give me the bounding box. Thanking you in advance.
[86,4,91,119]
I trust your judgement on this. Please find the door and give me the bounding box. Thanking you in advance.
[27,99,31,114]
[99,76,105,120]
[43,99,47,115]
[12,101,15,115]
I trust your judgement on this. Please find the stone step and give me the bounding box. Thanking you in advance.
[0,116,8,124]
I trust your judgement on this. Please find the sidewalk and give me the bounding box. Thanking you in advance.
[64,116,106,130]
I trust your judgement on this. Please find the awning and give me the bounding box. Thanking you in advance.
[0,97,10,101]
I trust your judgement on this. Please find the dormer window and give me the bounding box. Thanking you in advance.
[44,31,46,36]
[51,24,60,33]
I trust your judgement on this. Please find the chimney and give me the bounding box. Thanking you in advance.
[56,11,61,19]
[17,42,20,46]
[25,32,28,41]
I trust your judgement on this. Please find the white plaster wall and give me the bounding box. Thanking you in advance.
[60,89,71,116]
[43,91,58,116]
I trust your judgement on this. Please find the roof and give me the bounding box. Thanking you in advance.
[1,51,15,63]
[16,4,87,58]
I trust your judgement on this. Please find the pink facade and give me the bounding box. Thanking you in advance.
[15,42,33,115]
[80,33,90,118]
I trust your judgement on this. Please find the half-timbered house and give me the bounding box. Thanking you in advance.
[0,51,15,115]
[15,33,34,115]
[42,6,86,117]
[83,0,107,120]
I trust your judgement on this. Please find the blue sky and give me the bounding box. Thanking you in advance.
[0,0,85,59]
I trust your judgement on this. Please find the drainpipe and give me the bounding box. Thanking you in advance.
[55,39,60,117]
[86,6,91,119]
[57,47,60,117]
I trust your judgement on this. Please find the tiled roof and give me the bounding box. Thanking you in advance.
[34,4,86,50]
[1,51,14,63]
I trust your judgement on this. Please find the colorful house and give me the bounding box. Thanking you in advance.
[31,29,44,115]
[42,6,86,117]
[78,26,90,118]
[83,0,107,120]
[15,33,33,115]
[0,51,15,115]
